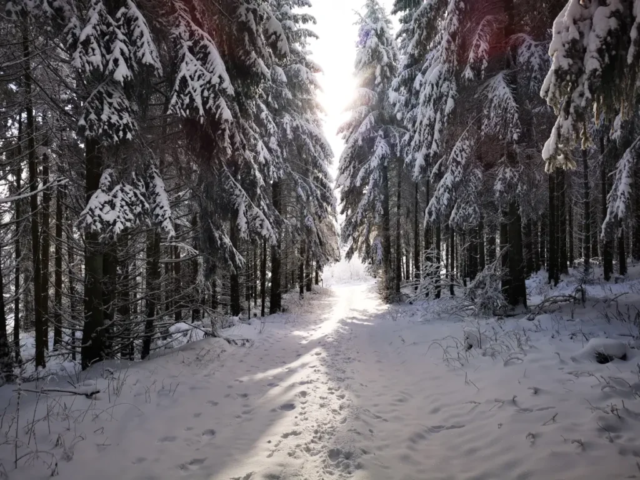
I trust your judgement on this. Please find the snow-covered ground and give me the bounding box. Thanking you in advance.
[3,264,640,479]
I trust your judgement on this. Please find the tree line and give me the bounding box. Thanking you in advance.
[339,0,640,307]
[0,0,338,377]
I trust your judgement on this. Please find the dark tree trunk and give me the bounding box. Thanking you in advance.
[524,219,534,276]
[507,201,527,308]
[486,225,496,265]
[413,182,420,289]
[24,24,44,368]
[230,217,241,316]
[394,158,402,296]
[298,238,305,298]
[13,144,22,365]
[449,227,455,297]
[548,171,557,285]
[540,213,547,269]
[478,220,486,271]
[381,163,392,298]
[502,0,526,308]
[211,276,217,312]
[0,249,12,382]
[41,152,51,351]
[424,178,432,297]
[618,229,627,276]
[102,244,117,358]
[141,231,160,360]
[253,245,259,306]
[558,170,568,275]
[53,185,63,350]
[634,164,640,261]
[117,236,133,361]
[601,135,613,280]
[305,246,312,293]
[260,239,266,317]
[500,214,510,295]
[173,235,182,322]
[67,219,77,362]
[532,221,541,272]
[568,202,575,267]
[434,222,441,299]
[315,263,320,286]
[582,148,591,276]
[82,138,104,370]
[270,181,282,313]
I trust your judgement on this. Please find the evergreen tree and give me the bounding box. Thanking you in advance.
[337,0,400,298]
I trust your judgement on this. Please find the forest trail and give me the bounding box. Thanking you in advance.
[12,279,640,480]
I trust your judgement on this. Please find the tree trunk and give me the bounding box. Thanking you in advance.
[0,248,12,382]
[524,219,534,276]
[449,227,455,297]
[41,152,51,351]
[413,182,420,289]
[117,235,133,360]
[305,245,312,293]
[67,221,77,362]
[394,158,402,296]
[532,221,540,272]
[102,244,117,358]
[269,181,282,313]
[82,138,104,370]
[601,135,613,280]
[298,238,305,298]
[260,239,266,317]
[141,231,160,360]
[486,225,496,265]
[13,143,22,365]
[53,185,63,350]
[23,23,44,368]
[173,235,182,322]
[540,213,547,269]
[618,229,627,275]
[507,201,527,308]
[434,222,441,299]
[230,216,241,316]
[500,214,510,295]
[568,202,575,267]
[548,171,557,285]
[558,170,568,275]
[582,148,591,276]
[381,162,392,298]
[478,220,486,271]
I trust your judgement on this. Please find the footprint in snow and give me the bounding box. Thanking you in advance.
[276,403,296,412]
[178,458,206,471]
[158,436,177,443]
[202,429,216,438]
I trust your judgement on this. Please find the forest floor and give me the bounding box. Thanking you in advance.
[3,264,640,479]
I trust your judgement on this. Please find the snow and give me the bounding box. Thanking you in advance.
[4,271,640,479]
[572,338,629,364]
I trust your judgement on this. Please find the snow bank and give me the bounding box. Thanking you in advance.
[571,338,629,364]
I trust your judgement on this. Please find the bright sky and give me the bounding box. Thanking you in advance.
[309,0,397,180]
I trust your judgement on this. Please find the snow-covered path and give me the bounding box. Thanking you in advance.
[9,280,640,479]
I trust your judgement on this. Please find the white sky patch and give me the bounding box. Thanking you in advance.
[309,0,397,181]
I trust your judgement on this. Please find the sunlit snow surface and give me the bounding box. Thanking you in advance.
[4,265,640,479]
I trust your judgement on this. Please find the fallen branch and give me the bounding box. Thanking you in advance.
[527,294,578,321]
[17,387,100,399]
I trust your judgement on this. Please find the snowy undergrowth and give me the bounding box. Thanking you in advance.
[4,269,640,479]
[0,286,333,479]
